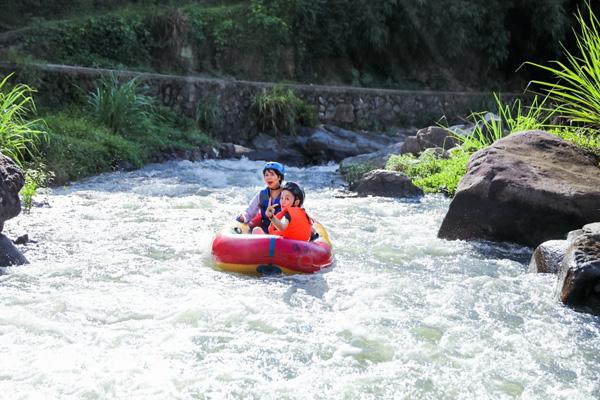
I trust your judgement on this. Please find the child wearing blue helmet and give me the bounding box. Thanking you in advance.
[237,161,285,232]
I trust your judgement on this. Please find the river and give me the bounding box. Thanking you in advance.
[2,159,599,399]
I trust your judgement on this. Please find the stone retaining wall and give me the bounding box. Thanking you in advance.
[1,63,514,143]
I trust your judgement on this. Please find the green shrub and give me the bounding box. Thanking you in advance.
[20,167,53,213]
[387,151,470,196]
[0,74,46,166]
[250,84,315,135]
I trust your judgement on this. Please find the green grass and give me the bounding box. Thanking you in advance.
[527,1,600,132]
[0,73,46,166]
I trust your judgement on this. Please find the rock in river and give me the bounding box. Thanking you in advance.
[438,131,600,247]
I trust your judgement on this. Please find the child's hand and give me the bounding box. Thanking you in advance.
[265,198,276,218]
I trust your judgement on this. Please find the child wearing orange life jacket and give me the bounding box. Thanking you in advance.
[255,182,313,242]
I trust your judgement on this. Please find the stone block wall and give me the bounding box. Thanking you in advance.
[1,63,513,143]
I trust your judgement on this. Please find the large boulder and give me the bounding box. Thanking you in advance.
[0,153,25,232]
[556,223,600,315]
[300,125,396,163]
[438,131,600,247]
[354,169,424,198]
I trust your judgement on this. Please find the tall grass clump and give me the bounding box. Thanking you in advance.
[250,84,316,135]
[457,93,553,152]
[88,75,153,136]
[0,73,46,166]
[527,1,600,132]
[195,95,223,133]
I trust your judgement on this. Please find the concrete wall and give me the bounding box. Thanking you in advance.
[1,63,511,143]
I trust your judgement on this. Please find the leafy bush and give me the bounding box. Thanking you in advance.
[250,84,315,135]
[387,151,470,196]
[20,167,53,213]
[0,73,46,166]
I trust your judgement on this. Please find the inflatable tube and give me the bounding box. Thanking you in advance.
[211,221,333,275]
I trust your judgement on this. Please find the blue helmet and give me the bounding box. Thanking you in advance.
[263,161,285,179]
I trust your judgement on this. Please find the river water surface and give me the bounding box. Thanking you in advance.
[2,159,600,399]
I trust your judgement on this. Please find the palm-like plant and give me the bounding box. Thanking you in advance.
[526,1,600,131]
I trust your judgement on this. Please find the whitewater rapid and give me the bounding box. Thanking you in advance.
[2,159,599,399]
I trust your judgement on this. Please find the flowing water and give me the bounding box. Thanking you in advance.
[2,159,599,399]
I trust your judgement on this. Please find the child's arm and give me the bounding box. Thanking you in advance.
[239,192,261,222]
[268,213,289,232]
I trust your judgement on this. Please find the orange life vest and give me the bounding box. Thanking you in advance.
[268,207,312,241]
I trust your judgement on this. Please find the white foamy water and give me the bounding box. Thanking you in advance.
[2,159,600,399]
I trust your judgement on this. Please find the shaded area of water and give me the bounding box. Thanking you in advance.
[2,159,600,399]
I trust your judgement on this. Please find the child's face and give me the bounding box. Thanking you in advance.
[263,169,281,189]
[280,189,297,208]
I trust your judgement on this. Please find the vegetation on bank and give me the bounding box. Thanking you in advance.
[0,73,215,209]
[1,0,593,90]
[385,2,600,196]
[250,84,316,135]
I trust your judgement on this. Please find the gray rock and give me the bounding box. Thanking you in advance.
[416,126,458,150]
[400,136,421,155]
[529,240,568,273]
[354,169,424,198]
[300,125,395,163]
[217,143,253,159]
[438,130,600,247]
[339,142,405,180]
[0,152,25,232]
[0,234,27,266]
[556,222,600,315]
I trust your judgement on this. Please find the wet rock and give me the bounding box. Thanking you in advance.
[339,142,405,181]
[529,240,567,274]
[0,234,27,266]
[217,143,253,159]
[556,223,600,315]
[300,125,395,163]
[13,234,29,245]
[115,160,136,172]
[354,169,423,198]
[438,131,600,247]
[0,152,25,232]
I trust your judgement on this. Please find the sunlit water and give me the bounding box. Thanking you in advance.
[2,159,599,399]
